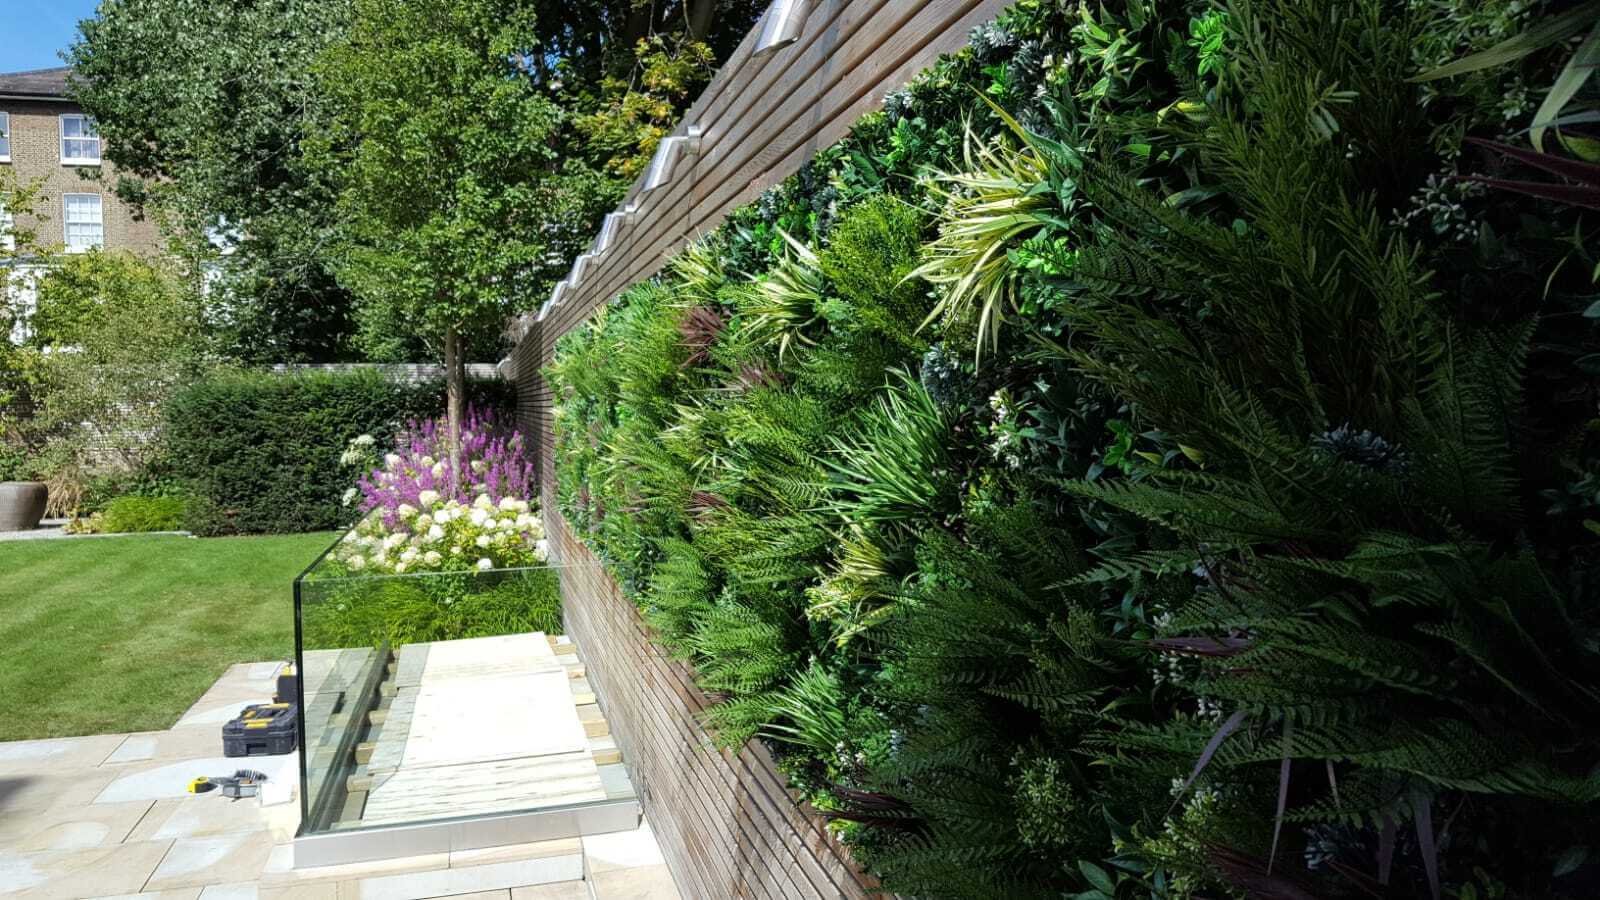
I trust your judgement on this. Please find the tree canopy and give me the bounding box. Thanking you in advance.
[67,0,764,364]
[68,0,355,362]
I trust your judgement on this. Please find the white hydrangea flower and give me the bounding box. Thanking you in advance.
[348,555,366,571]
[395,561,408,573]
[476,558,493,571]
[534,539,549,561]
[469,509,489,527]
[415,514,433,529]
[451,546,463,555]
[385,453,402,467]
[383,533,407,550]
[427,524,445,542]
[472,460,488,474]
[341,487,359,507]
[423,550,442,566]
[431,462,446,478]
[353,433,375,447]
[399,548,418,563]
[420,455,435,468]
[476,535,492,548]
[418,490,440,508]
[497,496,518,512]
[473,494,494,510]
[397,503,417,519]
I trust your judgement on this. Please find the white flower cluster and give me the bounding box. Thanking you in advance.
[339,433,378,468]
[986,390,1027,470]
[335,493,548,576]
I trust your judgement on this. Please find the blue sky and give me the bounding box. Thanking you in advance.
[0,0,100,74]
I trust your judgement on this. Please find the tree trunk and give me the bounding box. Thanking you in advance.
[685,0,717,41]
[443,326,465,493]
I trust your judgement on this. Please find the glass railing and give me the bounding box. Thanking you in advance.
[291,530,618,837]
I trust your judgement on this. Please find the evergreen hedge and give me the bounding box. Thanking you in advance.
[162,369,513,535]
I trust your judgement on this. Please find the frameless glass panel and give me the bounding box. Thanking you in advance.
[293,533,616,837]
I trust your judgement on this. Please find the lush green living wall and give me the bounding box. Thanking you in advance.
[547,1,1600,896]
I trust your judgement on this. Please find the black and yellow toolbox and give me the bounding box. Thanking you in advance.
[222,702,298,757]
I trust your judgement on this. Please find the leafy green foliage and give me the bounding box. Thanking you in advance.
[99,494,188,533]
[7,252,207,512]
[822,372,953,532]
[69,0,358,362]
[69,0,765,363]
[548,0,1600,897]
[309,0,561,367]
[302,566,561,647]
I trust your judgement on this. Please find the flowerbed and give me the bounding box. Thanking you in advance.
[306,406,559,646]
[334,493,547,575]
[334,406,544,575]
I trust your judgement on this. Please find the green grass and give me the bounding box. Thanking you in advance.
[0,532,336,741]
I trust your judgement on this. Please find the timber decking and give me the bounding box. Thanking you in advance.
[511,3,1014,896]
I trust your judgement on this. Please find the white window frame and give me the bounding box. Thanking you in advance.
[0,112,10,163]
[1,195,13,251]
[59,114,101,166]
[62,193,104,253]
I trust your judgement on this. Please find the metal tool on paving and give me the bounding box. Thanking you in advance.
[187,769,271,800]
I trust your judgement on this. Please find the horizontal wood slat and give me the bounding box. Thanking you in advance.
[513,2,1012,896]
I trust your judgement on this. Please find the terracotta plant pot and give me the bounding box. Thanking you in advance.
[0,481,49,531]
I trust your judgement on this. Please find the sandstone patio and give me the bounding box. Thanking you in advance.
[0,657,676,899]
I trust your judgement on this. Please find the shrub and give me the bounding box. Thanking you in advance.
[6,252,206,513]
[161,368,512,535]
[99,495,188,533]
[301,566,561,646]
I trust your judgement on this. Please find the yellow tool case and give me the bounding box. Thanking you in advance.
[222,702,298,757]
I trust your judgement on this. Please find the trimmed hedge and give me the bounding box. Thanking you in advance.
[162,369,513,535]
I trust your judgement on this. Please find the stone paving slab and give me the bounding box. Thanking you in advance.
[0,735,127,774]
[0,798,156,852]
[510,885,587,900]
[1,839,175,899]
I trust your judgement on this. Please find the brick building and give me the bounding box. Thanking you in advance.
[0,66,161,257]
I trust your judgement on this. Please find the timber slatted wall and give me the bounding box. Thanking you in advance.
[512,2,1012,896]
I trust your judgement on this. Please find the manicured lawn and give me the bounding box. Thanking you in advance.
[0,532,336,741]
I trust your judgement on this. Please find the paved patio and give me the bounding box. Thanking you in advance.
[0,519,190,542]
[0,660,677,899]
